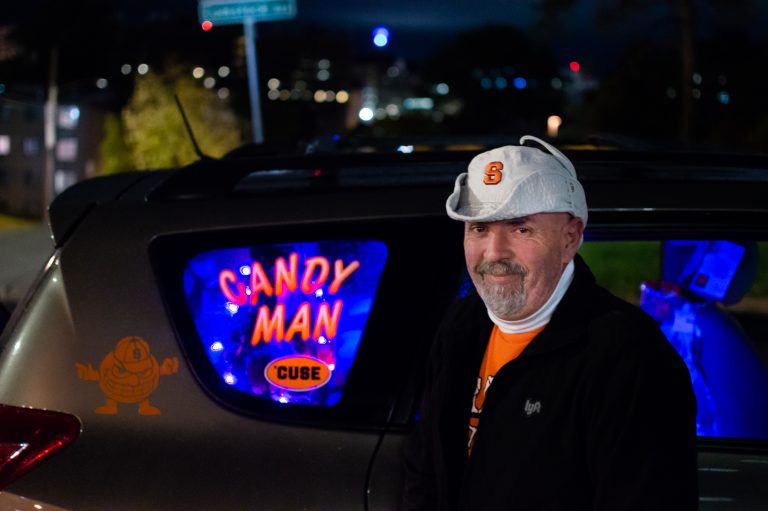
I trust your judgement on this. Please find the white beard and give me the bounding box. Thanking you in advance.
[471,259,528,320]
[473,276,526,319]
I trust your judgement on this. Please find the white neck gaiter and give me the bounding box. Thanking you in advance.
[486,259,575,334]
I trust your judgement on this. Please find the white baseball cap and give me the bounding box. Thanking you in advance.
[446,135,588,226]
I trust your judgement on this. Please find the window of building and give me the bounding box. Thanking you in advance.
[57,106,79,130]
[23,137,41,156]
[54,169,76,194]
[0,134,10,155]
[56,138,78,162]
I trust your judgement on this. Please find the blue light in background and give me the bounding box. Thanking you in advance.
[641,240,768,440]
[373,27,390,47]
[718,91,730,105]
[513,77,527,89]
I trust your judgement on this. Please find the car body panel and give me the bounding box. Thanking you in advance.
[2,149,768,508]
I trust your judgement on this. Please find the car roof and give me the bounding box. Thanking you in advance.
[48,148,768,246]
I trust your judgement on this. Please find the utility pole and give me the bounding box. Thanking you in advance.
[43,47,58,220]
[244,19,264,144]
[198,0,297,145]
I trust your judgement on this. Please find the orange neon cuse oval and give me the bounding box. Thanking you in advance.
[264,355,332,392]
[182,240,388,406]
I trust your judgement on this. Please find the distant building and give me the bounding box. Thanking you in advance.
[0,96,103,218]
[0,98,45,217]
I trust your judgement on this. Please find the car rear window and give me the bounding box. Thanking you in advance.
[182,240,387,407]
[151,216,465,429]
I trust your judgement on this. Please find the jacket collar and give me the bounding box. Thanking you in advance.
[519,253,597,358]
[450,253,597,395]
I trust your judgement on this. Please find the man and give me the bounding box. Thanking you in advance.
[402,136,698,510]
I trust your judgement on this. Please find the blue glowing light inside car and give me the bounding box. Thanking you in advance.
[642,240,768,440]
[183,240,388,406]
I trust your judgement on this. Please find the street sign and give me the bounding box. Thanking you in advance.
[198,0,297,144]
[199,0,297,25]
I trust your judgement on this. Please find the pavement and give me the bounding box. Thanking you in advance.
[0,224,55,312]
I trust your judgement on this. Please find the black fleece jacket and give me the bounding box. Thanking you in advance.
[402,254,698,511]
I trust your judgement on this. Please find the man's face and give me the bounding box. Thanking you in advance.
[464,213,583,321]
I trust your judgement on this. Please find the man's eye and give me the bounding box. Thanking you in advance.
[516,227,530,234]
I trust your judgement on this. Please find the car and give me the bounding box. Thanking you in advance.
[1,144,768,509]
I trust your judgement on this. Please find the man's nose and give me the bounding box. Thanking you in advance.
[484,230,512,260]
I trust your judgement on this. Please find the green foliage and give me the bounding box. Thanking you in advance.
[580,241,768,308]
[0,214,38,229]
[579,241,661,303]
[99,113,134,174]
[750,243,768,298]
[122,68,242,170]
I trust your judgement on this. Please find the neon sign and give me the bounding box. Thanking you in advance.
[183,240,387,406]
[217,254,359,345]
[264,355,332,391]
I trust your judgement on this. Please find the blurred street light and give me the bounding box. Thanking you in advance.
[373,27,389,48]
[547,115,562,138]
[359,107,374,122]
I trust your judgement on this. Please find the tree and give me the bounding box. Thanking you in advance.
[100,113,134,174]
[122,68,242,170]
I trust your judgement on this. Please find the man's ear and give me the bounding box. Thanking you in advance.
[563,217,584,259]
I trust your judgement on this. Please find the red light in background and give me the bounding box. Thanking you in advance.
[569,61,581,73]
[201,20,213,31]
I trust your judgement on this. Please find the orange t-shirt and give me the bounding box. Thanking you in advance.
[468,325,545,453]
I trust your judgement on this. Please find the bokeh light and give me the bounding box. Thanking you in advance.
[373,27,390,47]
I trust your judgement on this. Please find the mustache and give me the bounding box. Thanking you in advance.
[475,260,528,277]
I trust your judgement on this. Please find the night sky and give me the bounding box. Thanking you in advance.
[2,0,766,85]
[3,0,765,53]
[5,0,766,36]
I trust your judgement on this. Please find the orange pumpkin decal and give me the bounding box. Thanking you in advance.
[76,336,179,415]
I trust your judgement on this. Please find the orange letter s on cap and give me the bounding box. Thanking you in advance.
[483,161,503,185]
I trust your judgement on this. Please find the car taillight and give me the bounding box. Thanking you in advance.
[0,404,81,490]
